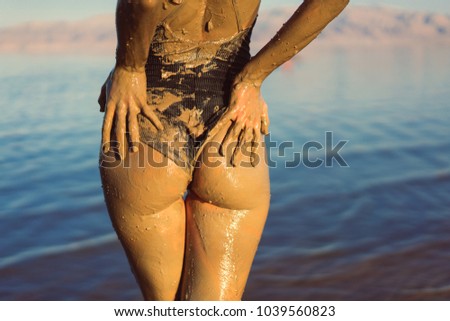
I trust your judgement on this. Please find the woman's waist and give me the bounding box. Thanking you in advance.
[148,25,252,68]
[146,81,232,100]
[146,56,247,93]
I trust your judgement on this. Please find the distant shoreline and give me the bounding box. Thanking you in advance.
[1,6,449,55]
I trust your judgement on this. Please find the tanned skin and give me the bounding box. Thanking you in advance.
[98,0,349,300]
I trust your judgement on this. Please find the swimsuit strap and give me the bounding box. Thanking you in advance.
[161,0,187,24]
[231,0,243,32]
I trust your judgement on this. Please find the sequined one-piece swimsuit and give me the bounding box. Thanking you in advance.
[137,10,254,173]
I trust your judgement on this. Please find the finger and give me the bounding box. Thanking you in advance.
[115,106,126,160]
[231,127,247,167]
[251,127,261,167]
[261,101,270,135]
[141,104,164,131]
[236,126,254,167]
[207,110,236,145]
[127,110,140,153]
[219,121,234,156]
[215,112,232,133]
[261,114,269,135]
[221,121,243,157]
[101,102,115,153]
[98,84,106,112]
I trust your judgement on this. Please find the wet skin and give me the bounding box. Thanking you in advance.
[98,0,349,300]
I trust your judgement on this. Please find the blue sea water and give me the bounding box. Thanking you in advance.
[0,45,449,300]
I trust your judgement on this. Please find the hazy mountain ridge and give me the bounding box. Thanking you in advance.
[0,14,115,54]
[252,5,450,48]
[1,6,449,54]
[319,6,450,45]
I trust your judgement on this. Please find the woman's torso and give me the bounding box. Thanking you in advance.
[139,0,261,170]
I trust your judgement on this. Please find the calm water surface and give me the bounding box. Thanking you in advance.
[0,46,449,300]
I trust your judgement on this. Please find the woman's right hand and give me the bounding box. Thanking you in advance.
[98,66,163,160]
[210,79,269,167]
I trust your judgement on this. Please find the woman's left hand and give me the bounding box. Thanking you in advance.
[216,81,270,167]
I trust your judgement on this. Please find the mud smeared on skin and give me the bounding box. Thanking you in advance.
[101,0,349,301]
[152,23,250,69]
[177,107,205,137]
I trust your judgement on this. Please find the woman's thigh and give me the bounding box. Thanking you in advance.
[182,126,270,300]
[99,142,191,300]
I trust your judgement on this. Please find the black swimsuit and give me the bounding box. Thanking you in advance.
[138,20,254,174]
